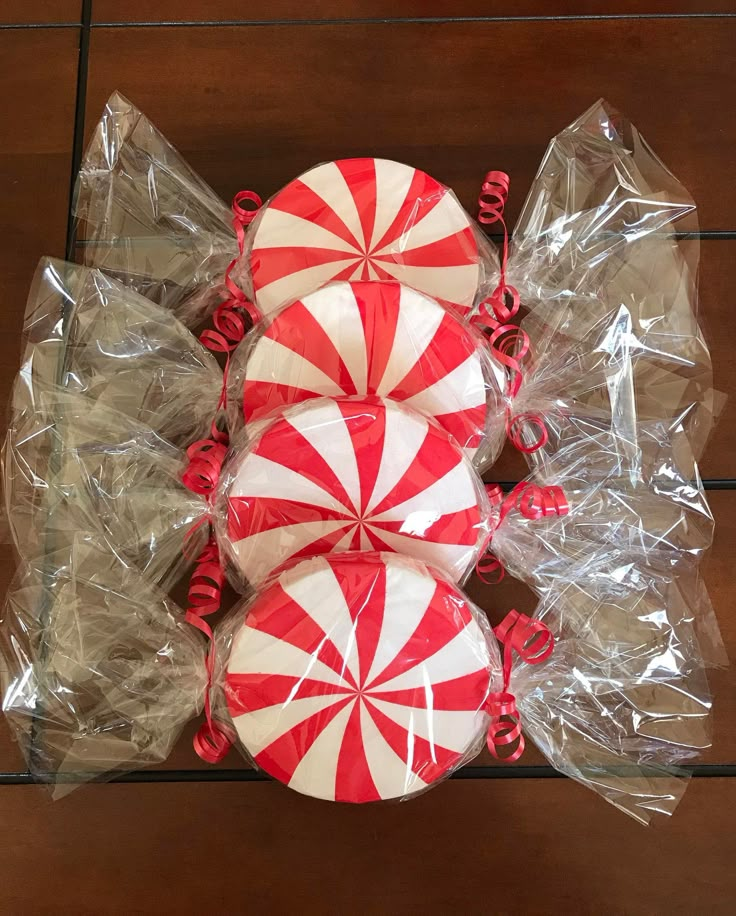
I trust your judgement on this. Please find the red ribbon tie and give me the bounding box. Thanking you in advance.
[476,482,569,584]
[473,170,548,454]
[485,610,554,761]
[182,438,228,495]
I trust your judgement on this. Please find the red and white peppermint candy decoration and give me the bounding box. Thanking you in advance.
[237,280,505,463]
[225,552,499,802]
[248,158,482,317]
[221,397,490,586]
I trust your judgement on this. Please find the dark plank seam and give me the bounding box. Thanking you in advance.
[0,763,732,785]
[0,22,81,29]
[89,14,736,27]
[64,0,92,260]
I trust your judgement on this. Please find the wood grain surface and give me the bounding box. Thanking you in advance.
[1,8,735,913]
[1,777,735,914]
[0,28,77,361]
[91,1,736,23]
[0,1,80,24]
[84,20,736,227]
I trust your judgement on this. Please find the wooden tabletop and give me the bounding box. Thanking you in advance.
[1,4,735,913]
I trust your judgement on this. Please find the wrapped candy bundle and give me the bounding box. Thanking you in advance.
[205,550,710,822]
[207,552,546,801]
[74,92,501,328]
[235,156,500,319]
[0,257,221,785]
[225,280,507,468]
[0,94,722,824]
[214,395,497,589]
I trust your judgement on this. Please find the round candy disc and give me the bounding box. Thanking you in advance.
[236,280,505,464]
[220,396,489,587]
[249,158,481,317]
[224,552,496,802]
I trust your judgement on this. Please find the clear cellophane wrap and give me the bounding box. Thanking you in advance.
[73,92,237,328]
[506,99,721,465]
[0,258,220,790]
[480,100,725,822]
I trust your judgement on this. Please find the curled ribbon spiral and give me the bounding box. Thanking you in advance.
[184,568,236,765]
[180,485,236,763]
[185,541,236,765]
[182,189,266,764]
[198,189,264,418]
[485,610,554,761]
[476,482,569,584]
[181,439,228,495]
[472,171,548,453]
[180,437,236,760]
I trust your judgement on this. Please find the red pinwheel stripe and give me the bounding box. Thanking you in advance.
[252,417,356,513]
[362,699,463,783]
[372,669,491,711]
[388,309,479,401]
[286,524,365,561]
[264,300,358,392]
[244,582,359,691]
[364,582,475,693]
[270,176,363,251]
[335,397,388,516]
[243,378,339,425]
[373,507,483,547]
[336,158,378,253]
[368,165,447,255]
[368,423,463,518]
[330,556,387,680]
[352,279,402,392]
[227,495,353,541]
[226,673,353,717]
[250,245,362,290]
[335,700,382,803]
[254,696,356,786]
[432,407,485,449]
[357,526,403,553]
[372,224,478,268]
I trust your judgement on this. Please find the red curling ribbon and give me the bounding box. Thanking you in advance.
[475,170,515,326]
[473,170,549,454]
[475,482,569,584]
[180,482,234,763]
[198,188,264,414]
[184,539,236,764]
[186,538,225,617]
[188,614,235,764]
[182,438,228,496]
[185,187,264,765]
[231,189,262,253]
[478,170,510,226]
[198,260,259,415]
[497,481,569,524]
[232,189,262,225]
[475,554,505,585]
[485,610,554,761]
